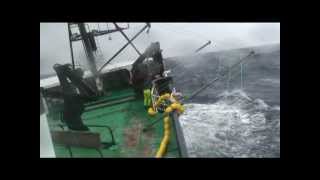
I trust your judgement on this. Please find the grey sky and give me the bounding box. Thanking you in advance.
[40,23,280,75]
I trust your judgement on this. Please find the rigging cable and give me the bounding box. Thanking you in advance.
[184,51,255,102]
[95,23,104,56]
[106,23,112,40]
[114,23,142,56]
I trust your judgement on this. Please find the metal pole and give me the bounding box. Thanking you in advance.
[67,23,75,70]
[113,23,142,56]
[187,77,219,101]
[195,40,211,53]
[77,23,98,75]
[78,23,102,93]
[240,62,243,89]
[228,66,230,91]
[184,51,255,102]
[217,57,220,76]
[98,23,150,73]
[171,113,189,157]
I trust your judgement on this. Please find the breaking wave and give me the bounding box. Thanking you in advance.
[179,89,280,157]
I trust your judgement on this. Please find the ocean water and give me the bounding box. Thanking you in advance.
[166,43,280,157]
[179,89,280,157]
[40,41,280,157]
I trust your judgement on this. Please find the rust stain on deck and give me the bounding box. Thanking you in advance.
[123,119,142,148]
[142,128,154,156]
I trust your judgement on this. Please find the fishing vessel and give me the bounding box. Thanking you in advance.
[40,23,188,158]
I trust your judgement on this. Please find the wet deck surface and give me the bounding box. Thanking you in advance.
[47,88,180,157]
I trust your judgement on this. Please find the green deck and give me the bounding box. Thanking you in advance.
[47,88,180,158]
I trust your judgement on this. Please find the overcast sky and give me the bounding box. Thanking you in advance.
[40,23,280,75]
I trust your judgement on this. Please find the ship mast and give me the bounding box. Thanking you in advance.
[67,23,129,94]
[77,23,102,92]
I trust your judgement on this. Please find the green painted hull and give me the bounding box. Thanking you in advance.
[47,88,181,157]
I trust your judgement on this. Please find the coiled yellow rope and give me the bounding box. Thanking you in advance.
[147,93,184,158]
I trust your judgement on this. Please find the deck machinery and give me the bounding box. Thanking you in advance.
[40,23,188,157]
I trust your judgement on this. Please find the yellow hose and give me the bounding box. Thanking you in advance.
[155,116,171,158]
[147,93,184,158]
